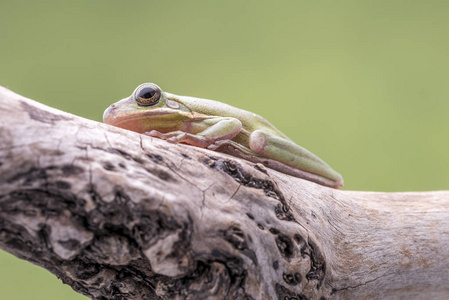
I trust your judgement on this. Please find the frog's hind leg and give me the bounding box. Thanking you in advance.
[249,130,344,188]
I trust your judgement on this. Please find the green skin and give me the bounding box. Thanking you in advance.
[103,83,344,188]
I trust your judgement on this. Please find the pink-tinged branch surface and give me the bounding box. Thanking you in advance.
[0,86,448,300]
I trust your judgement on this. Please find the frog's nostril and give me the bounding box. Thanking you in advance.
[111,104,116,108]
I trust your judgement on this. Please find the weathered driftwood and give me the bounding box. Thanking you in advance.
[0,86,448,300]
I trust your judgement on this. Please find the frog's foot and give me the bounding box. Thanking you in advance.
[144,130,213,148]
[207,140,231,151]
[208,140,256,156]
[144,130,178,140]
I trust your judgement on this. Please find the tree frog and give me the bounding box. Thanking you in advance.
[103,83,344,188]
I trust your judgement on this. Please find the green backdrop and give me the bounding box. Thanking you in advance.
[1,1,449,299]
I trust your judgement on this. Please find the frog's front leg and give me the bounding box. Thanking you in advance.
[144,117,242,148]
[249,130,344,188]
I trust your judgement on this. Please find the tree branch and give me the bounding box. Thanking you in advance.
[0,86,448,299]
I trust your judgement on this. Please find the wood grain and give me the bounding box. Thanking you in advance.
[0,86,448,299]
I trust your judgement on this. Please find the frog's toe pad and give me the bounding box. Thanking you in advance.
[207,143,220,150]
[145,130,164,138]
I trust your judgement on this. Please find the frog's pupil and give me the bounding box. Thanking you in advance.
[141,88,155,99]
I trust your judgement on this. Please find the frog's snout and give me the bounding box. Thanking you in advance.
[103,104,117,123]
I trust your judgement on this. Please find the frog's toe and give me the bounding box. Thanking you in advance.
[207,142,222,150]
[166,137,178,143]
[145,130,163,138]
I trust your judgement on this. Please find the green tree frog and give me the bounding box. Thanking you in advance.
[103,83,344,188]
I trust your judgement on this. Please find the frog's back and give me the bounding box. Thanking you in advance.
[170,93,290,140]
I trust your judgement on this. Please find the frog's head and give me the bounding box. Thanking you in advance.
[103,83,185,133]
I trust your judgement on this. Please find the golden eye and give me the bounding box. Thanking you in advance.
[134,83,161,106]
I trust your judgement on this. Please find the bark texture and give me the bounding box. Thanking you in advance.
[0,86,448,300]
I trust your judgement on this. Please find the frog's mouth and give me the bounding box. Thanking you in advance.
[103,104,177,132]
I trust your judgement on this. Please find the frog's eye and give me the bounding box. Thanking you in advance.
[134,83,161,106]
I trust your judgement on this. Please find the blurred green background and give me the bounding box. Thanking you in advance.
[1,0,449,299]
